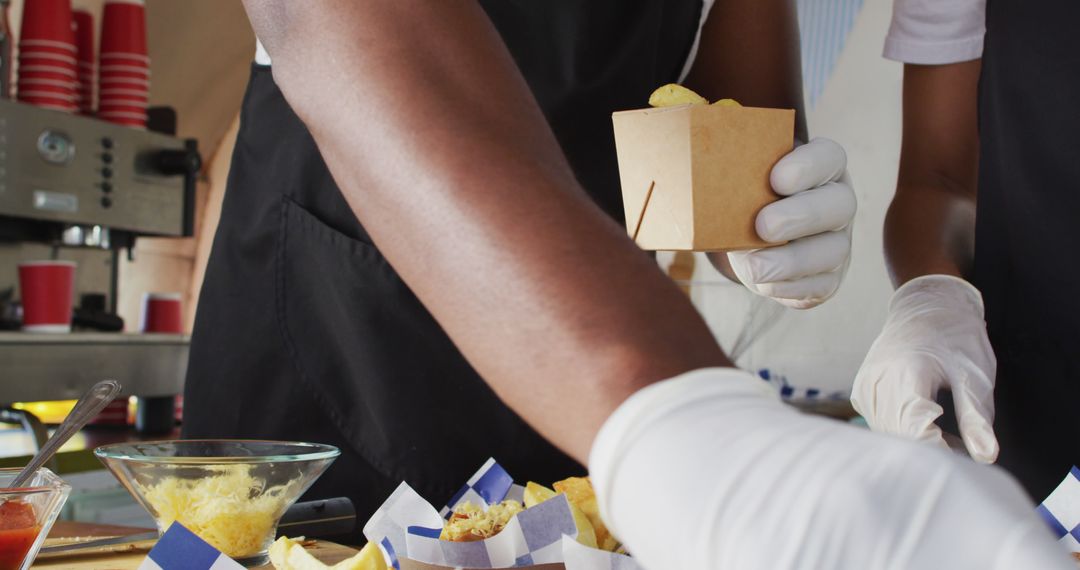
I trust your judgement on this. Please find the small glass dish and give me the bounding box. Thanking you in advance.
[0,467,71,570]
[95,439,339,567]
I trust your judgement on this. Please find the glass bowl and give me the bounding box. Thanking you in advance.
[0,467,71,570]
[94,439,339,567]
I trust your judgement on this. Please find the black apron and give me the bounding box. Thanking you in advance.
[183,0,704,539]
[974,0,1080,499]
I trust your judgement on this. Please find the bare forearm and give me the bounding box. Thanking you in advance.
[886,62,981,287]
[244,0,729,462]
[885,181,975,286]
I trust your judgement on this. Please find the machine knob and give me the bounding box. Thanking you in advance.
[155,147,201,175]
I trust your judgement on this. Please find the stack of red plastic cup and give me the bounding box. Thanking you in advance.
[73,10,94,115]
[98,0,148,128]
[17,0,78,113]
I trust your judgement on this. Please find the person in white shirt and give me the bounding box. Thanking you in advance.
[854,0,1080,503]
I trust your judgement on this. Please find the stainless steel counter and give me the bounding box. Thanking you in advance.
[0,332,188,403]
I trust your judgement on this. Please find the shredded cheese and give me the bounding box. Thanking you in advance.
[439,500,523,542]
[137,465,299,559]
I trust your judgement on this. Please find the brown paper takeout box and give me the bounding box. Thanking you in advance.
[612,104,795,251]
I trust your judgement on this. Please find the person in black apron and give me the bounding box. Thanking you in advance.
[853,0,1080,501]
[184,2,706,536]
[185,0,852,539]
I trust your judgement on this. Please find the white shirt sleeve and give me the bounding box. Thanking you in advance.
[587,367,1072,569]
[255,38,272,66]
[884,0,986,64]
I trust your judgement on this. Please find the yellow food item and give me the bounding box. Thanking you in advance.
[713,98,742,107]
[439,500,523,542]
[523,481,556,508]
[524,482,597,549]
[553,477,618,552]
[648,83,708,107]
[138,466,299,559]
[269,536,387,570]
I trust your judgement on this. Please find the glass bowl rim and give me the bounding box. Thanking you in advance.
[93,439,341,464]
[0,466,71,494]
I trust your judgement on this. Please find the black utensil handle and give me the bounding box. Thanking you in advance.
[278,497,356,538]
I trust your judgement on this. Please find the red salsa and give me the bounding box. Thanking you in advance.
[0,501,38,570]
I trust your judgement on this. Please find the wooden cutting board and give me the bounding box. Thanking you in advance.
[31,540,360,569]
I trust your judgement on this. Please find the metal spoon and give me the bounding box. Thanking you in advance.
[9,380,122,488]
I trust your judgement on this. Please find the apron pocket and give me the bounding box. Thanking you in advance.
[275,196,496,493]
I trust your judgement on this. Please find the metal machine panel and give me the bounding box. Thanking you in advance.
[0,99,190,236]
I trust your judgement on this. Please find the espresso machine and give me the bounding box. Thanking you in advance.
[0,98,200,434]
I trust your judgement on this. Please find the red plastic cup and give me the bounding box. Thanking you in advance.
[100,0,146,55]
[98,99,145,110]
[17,82,75,95]
[18,65,76,80]
[18,261,75,333]
[99,67,148,81]
[20,0,75,44]
[139,292,182,333]
[90,400,131,426]
[99,52,148,66]
[18,51,77,66]
[18,39,76,54]
[18,77,77,89]
[18,97,77,111]
[73,9,94,113]
[98,92,145,103]
[98,87,146,99]
[99,75,148,87]
[98,100,146,111]
[73,10,95,64]
[19,89,76,101]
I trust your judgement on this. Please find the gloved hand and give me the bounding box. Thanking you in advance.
[852,274,999,464]
[590,368,1070,570]
[710,137,856,309]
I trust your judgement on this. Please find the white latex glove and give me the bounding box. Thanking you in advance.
[720,137,856,309]
[590,368,1070,570]
[851,274,999,463]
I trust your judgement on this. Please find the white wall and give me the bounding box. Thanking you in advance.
[670,1,903,393]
